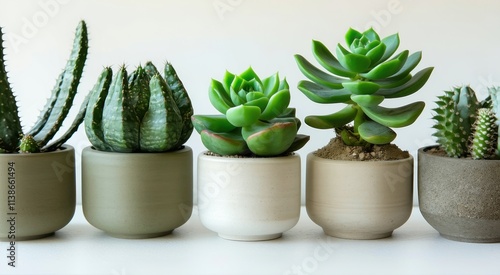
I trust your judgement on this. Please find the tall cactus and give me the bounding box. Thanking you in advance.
[470,108,497,159]
[432,86,480,158]
[0,21,89,153]
[85,62,193,153]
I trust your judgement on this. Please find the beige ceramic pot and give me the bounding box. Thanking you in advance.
[306,152,413,239]
[197,152,301,241]
[82,146,193,239]
[0,145,76,241]
[418,146,500,242]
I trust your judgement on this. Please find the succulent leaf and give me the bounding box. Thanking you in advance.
[358,121,396,144]
[200,129,248,156]
[361,101,425,128]
[192,114,235,133]
[297,80,351,104]
[226,105,261,127]
[242,120,297,156]
[209,79,233,114]
[342,81,381,95]
[311,40,356,78]
[304,105,357,129]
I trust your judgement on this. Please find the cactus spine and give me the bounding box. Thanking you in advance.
[85,62,193,153]
[0,21,89,153]
[432,86,480,157]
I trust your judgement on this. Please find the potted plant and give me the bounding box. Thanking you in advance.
[418,85,500,242]
[192,67,309,241]
[295,27,433,239]
[81,61,194,239]
[0,21,88,240]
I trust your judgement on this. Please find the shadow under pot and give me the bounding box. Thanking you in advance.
[418,145,500,243]
[0,145,76,241]
[197,152,301,241]
[82,146,193,239]
[306,152,414,240]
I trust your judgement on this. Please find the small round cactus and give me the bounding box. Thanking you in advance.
[192,67,309,156]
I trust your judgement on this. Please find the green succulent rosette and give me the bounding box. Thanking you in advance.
[295,27,433,145]
[192,67,309,156]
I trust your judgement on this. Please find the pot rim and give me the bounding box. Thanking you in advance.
[0,144,74,157]
[418,145,500,162]
[307,150,413,164]
[198,150,299,163]
[82,145,192,156]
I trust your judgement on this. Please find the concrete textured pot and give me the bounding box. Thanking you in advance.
[418,146,500,243]
[306,152,413,239]
[0,145,76,241]
[82,146,193,239]
[197,152,301,241]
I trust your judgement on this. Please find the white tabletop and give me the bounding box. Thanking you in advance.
[1,206,499,275]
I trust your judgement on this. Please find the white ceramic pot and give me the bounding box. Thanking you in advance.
[197,152,301,241]
[82,146,193,239]
[0,145,76,241]
[306,152,413,239]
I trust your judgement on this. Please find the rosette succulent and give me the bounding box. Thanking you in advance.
[192,67,309,156]
[433,85,499,159]
[85,61,193,153]
[295,27,433,146]
[0,21,89,153]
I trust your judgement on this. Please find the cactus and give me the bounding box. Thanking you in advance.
[0,21,89,153]
[295,27,433,146]
[85,62,193,153]
[432,86,480,157]
[487,86,500,156]
[192,67,309,156]
[470,108,497,159]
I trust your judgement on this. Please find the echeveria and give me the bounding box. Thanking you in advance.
[295,27,433,145]
[192,67,309,156]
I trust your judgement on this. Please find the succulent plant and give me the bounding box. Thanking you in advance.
[433,85,499,159]
[295,27,433,146]
[0,21,89,153]
[192,67,309,156]
[85,61,193,153]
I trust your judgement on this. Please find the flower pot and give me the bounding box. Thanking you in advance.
[418,146,500,243]
[82,146,193,239]
[0,146,76,241]
[197,152,301,241]
[306,152,413,239]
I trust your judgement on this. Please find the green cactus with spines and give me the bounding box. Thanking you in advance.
[487,86,500,156]
[85,61,193,153]
[470,108,497,159]
[432,86,480,158]
[295,27,433,146]
[0,21,89,153]
[192,67,309,157]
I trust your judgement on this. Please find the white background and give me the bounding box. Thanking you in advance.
[1,0,500,204]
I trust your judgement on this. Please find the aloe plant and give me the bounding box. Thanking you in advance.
[85,61,193,153]
[433,85,499,159]
[192,67,309,156]
[295,28,433,146]
[0,21,89,153]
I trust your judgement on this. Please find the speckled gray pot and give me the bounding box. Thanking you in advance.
[418,146,500,243]
[82,146,193,239]
[0,146,76,241]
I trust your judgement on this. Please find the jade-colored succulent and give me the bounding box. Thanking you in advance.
[192,67,309,156]
[433,85,498,159]
[295,27,433,146]
[0,21,89,153]
[85,62,193,153]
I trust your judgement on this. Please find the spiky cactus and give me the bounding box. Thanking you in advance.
[192,67,309,156]
[470,108,498,159]
[0,21,89,153]
[295,28,433,146]
[487,86,500,156]
[432,86,480,157]
[85,62,193,153]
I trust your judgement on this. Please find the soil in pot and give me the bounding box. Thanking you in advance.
[314,137,409,161]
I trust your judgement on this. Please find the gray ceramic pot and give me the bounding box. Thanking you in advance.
[418,146,500,242]
[82,146,193,239]
[0,145,76,241]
